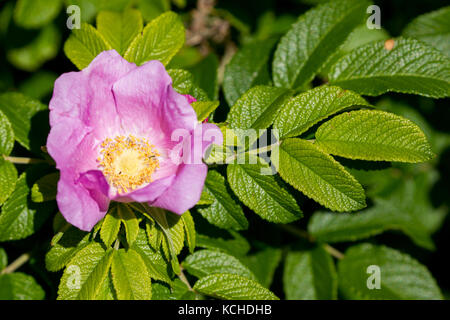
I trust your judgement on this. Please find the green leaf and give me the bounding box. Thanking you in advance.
[152,279,193,300]
[183,250,256,280]
[0,172,53,241]
[57,243,114,300]
[145,219,163,251]
[227,86,291,132]
[321,24,390,75]
[138,0,170,22]
[227,162,302,223]
[0,110,14,156]
[100,206,121,247]
[338,243,443,299]
[308,174,440,251]
[191,101,219,122]
[241,247,282,288]
[111,248,152,300]
[0,247,7,270]
[96,9,143,55]
[194,273,279,300]
[402,6,450,57]
[198,190,214,205]
[14,0,62,29]
[7,24,61,72]
[328,38,450,98]
[315,110,434,162]
[18,71,58,100]
[148,207,184,274]
[0,159,17,205]
[94,272,116,300]
[46,227,90,272]
[116,204,139,247]
[223,38,277,106]
[273,0,369,89]
[31,172,58,203]
[181,211,195,253]
[273,85,370,139]
[283,246,337,300]
[376,98,447,154]
[131,229,173,284]
[0,92,47,150]
[64,23,112,70]
[168,69,209,101]
[188,53,219,100]
[124,11,184,66]
[198,170,248,231]
[196,231,250,257]
[152,208,185,256]
[271,138,366,212]
[0,273,45,300]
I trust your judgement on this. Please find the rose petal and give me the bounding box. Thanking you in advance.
[151,163,207,214]
[57,171,109,231]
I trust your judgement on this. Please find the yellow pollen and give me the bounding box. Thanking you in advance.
[97,135,160,194]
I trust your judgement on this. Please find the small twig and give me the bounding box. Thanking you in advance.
[113,239,120,250]
[280,224,314,242]
[178,266,194,292]
[247,143,279,155]
[279,224,345,260]
[1,252,31,274]
[323,244,345,260]
[3,156,45,164]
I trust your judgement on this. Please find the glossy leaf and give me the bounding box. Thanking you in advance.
[0,173,53,241]
[315,110,434,162]
[57,244,114,300]
[274,85,370,139]
[328,38,450,98]
[224,38,277,106]
[64,23,112,70]
[198,170,248,231]
[31,172,58,203]
[0,92,47,150]
[402,6,450,57]
[0,158,17,205]
[0,273,45,300]
[111,248,152,300]
[271,138,366,211]
[124,11,184,66]
[283,246,337,300]
[194,273,279,300]
[183,250,256,280]
[338,243,442,299]
[96,9,143,55]
[273,0,369,89]
[227,162,302,223]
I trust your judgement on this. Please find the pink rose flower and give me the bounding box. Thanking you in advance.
[47,50,222,231]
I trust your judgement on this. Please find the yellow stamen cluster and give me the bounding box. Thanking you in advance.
[97,135,160,194]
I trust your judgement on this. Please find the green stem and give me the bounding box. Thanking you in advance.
[1,252,31,274]
[3,156,45,164]
[178,266,194,292]
[279,224,344,260]
[247,142,279,155]
[113,239,120,250]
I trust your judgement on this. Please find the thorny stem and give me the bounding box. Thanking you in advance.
[279,224,345,260]
[1,252,31,274]
[3,156,45,164]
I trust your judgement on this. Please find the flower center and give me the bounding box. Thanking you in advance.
[97,135,160,194]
